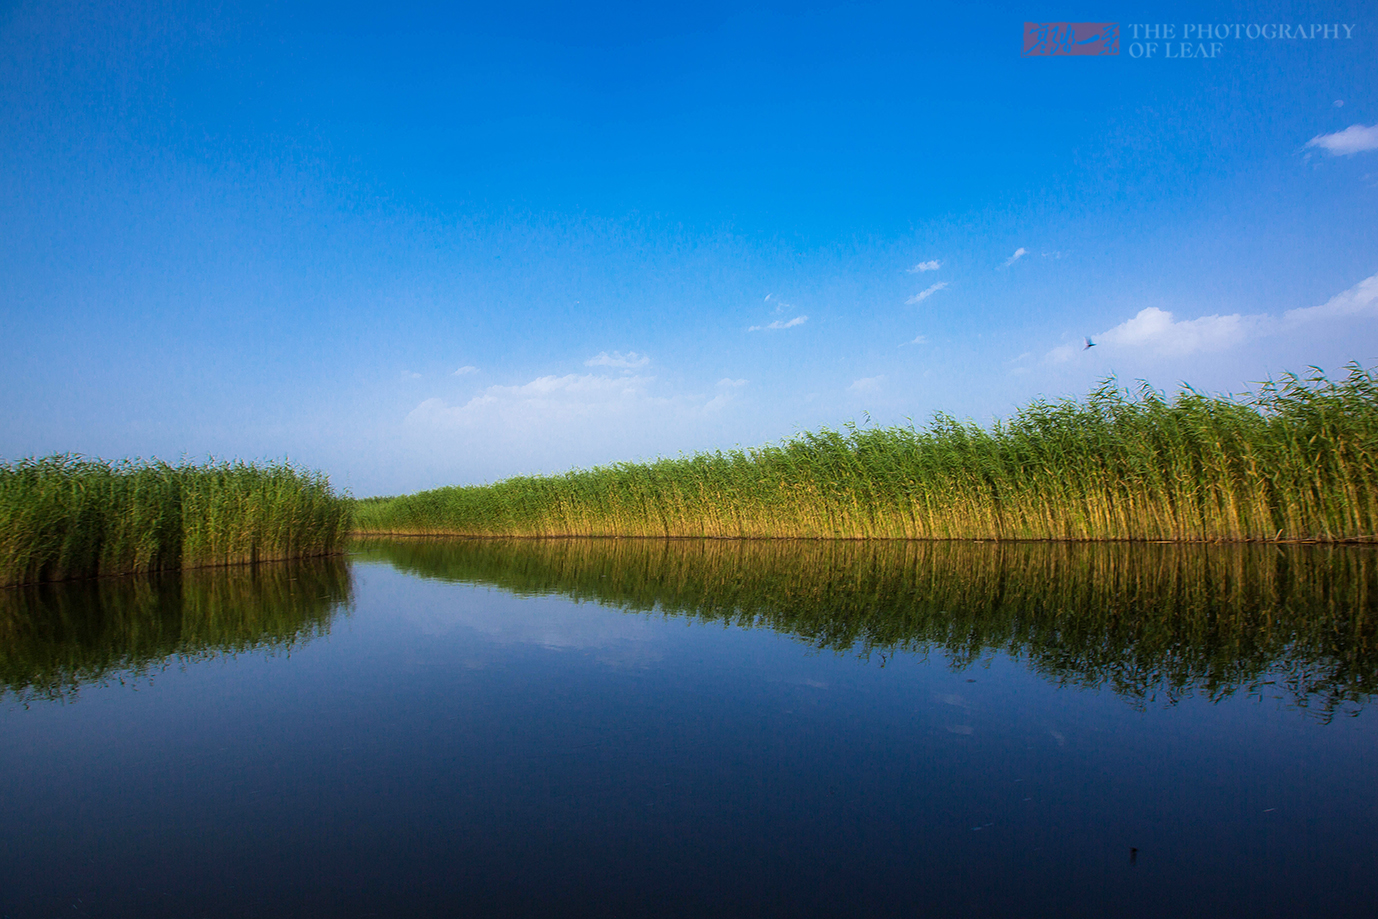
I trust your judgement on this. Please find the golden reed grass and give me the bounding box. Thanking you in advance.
[356,365,1378,543]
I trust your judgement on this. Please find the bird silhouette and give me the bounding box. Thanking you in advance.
[1084,337,1096,349]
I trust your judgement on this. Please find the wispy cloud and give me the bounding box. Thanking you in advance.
[748,315,808,331]
[402,370,422,379]
[703,377,749,413]
[1305,124,1378,156]
[453,365,479,376]
[906,334,928,346]
[490,374,651,399]
[1003,247,1028,267]
[585,351,650,369]
[409,373,658,428]
[908,260,941,273]
[906,282,948,304]
[849,376,883,392]
[407,362,757,437]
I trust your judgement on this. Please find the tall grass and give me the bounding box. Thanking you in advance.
[355,364,1378,543]
[355,536,1378,718]
[0,457,351,586]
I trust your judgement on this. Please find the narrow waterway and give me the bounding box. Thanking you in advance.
[2,540,1374,918]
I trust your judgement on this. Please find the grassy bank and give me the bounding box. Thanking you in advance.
[356,364,1378,542]
[0,457,351,586]
[355,537,1378,717]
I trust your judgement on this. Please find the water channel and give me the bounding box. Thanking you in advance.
[2,539,1375,917]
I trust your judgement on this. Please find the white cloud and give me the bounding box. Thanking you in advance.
[1042,342,1080,364]
[409,366,766,437]
[453,365,479,376]
[1305,124,1378,156]
[1045,271,1378,363]
[748,315,808,331]
[1047,307,1261,362]
[1283,272,1378,322]
[907,334,928,345]
[1104,307,1259,354]
[703,377,750,413]
[906,282,948,304]
[849,376,883,392]
[1003,247,1028,267]
[585,350,650,369]
[476,373,651,402]
[408,373,659,430]
[402,370,422,379]
[908,260,942,273]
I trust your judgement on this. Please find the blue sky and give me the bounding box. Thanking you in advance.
[2,0,1375,495]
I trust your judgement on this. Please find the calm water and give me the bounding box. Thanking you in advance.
[2,539,1376,918]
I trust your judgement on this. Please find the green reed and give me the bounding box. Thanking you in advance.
[0,457,351,586]
[0,556,351,702]
[355,364,1378,543]
[355,536,1378,718]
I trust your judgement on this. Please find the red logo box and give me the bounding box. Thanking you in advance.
[1023,22,1120,55]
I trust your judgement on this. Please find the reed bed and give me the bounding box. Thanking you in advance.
[0,457,351,586]
[356,364,1378,542]
[355,536,1378,718]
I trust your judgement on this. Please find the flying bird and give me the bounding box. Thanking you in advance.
[1084,337,1096,350]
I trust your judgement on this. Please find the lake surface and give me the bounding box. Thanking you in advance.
[3,539,1376,918]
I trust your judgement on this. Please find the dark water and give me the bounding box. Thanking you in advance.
[2,539,1376,918]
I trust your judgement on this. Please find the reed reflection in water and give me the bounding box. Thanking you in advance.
[0,557,352,703]
[356,537,1378,720]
